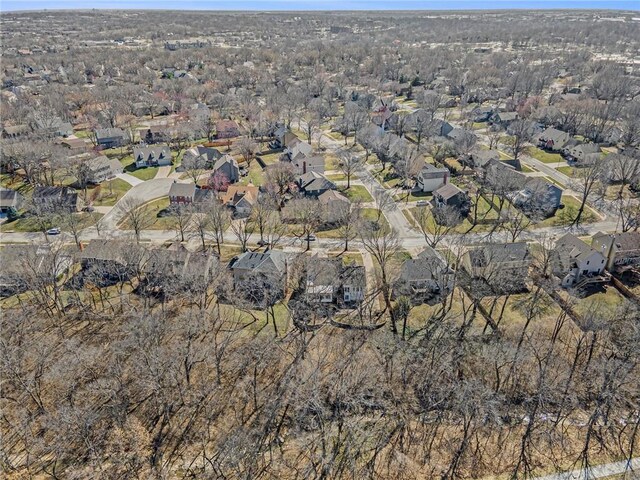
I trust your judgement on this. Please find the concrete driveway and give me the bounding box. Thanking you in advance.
[98,177,175,230]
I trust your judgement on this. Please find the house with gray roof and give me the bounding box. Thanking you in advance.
[134,145,172,168]
[0,188,24,214]
[86,155,123,184]
[564,143,601,165]
[297,172,336,197]
[417,163,450,193]
[32,186,79,212]
[182,145,222,169]
[212,155,240,183]
[432,183,470,217]
[538,127,576,152]
[592,231,640,273]
[169,182,197,205]
[552,234,608,288]
[462,242,531,292]
[228,250,290,304]
[95,128,126,149]
[394,248,454,304]
[303,255,366,305]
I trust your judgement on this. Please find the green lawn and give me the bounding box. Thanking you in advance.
[361,208,390,233]
[556,166,576,177]
[91,179,133,207]
[239,160,264,187]
[533,195,599,228]
[529,147,563,164]
[129,166,160,181]
[340,185,373,203]
[259,153,281,165]
[394,190,432,203]
[520,164,535,173]
[119,197,172,230]
[326,172,348,181]
[0,212,103,233]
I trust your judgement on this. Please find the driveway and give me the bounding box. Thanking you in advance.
[116,172,144,187]
[98,177,175,230]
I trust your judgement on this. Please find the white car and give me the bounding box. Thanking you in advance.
[46,227,61,235]
[416,200,429,206]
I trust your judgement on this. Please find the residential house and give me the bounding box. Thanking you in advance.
[86,155,123,184]
[318,189,350,223]
[538,127,576,152]
[394,248,454,304]
[33,117,73,137]
[0,188,24,214]
[340,262,366,304]
[471,106,495,123]
[291,154,325,175]
[491,111,518,128]
[134,145,172,168]
[510,178,563,218]
[182,145,222,169]
[32,186,79,212]
[432,183,470,216]
[462,242,531,292]
[142,125,171,144]
[220,184,259,216]
[465,149,501,171]
[212,155,240,183]
[2,124,30,138]
[215,119,240,139]
[189,103,210,122]
[59,137,90,153]
[0,244,73,297]
[169,182,196,205]
[430,119,454,138]
[564,143,601,166]
[285,139,313,160]
[95,128,127,149]
[229,249,289,304]
[416,163,449,193]
[552,233,608,288]
[143,244,219,291]
[297,172,337,197]
[592,231,640,273]
[80,239,142,282]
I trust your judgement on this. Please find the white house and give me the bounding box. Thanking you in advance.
[416,164,449,193]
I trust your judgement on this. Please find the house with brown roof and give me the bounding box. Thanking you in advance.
[318,189,350,223]
[220,184,259,216]
[215,119,240,139]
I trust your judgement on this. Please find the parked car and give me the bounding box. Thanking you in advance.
[416,200,429,206]
[305,234,317,242]
[83,205,95,212]
[257,239,270,247]
[46,227,61,235]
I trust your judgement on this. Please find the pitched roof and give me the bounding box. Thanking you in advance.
[554,233,599,262]
[230,250,288,275]
[220,184,259,206]
[318,189,349,204]
[434,183,464,200]
[213,154,239,171]
[0,188,22,208]
[468,242,530,268]
[95,127,125,140]
[169,182,196,198]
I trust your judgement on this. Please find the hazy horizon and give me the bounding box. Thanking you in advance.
[2,0,638,13]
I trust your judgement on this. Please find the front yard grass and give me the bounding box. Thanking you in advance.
[340,185,373,203]
[556,166,577,177]
[533,195,599,228]
[129,166,160,181]
[528,147,563,164]
[1,211,103,233]
[88,179,132,207]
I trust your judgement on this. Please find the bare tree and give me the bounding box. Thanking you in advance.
[571,161,603,227]
[206,201,231,254]
[169,204,193,242]
[360,225,400,333]
[119,196,155,243]
[336,149,363,189]
[230,217,254,252]
[237,137,258,168]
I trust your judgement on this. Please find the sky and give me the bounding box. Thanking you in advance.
[1,0,638,12]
